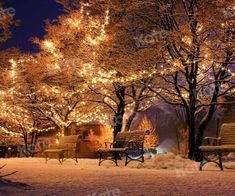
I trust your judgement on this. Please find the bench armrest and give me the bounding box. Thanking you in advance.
[203,137,221,145]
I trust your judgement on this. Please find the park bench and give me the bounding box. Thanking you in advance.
[199,123,235,171]
[44,135,81,164]
[97,130,146,166]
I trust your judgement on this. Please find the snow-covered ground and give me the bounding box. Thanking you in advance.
[0,154,235,196]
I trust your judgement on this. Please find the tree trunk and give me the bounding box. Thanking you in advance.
[194,84,218,160]
[124,103,139,132]
[63,126,70,136]
[187,107,196,160]
[30,132,35,157]
[194,110,215,160]
[113,85,125,141]
[124,113,136,132]
[30,131,39,157]
[188,124,195,159]
[22,132,29,158]
[113,105,125,141]
[194,128,204,160]
[113,114,123,141]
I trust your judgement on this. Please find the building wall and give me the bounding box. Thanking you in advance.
[72,123,105,158]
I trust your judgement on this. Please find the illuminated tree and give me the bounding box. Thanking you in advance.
[25,3,111,136]
[0,55,56,156]
[1,2,111,138]
[0,3,20,140]
[144,0,235,159]
[74,1,161,136]
[0,2,19,43]
[31,1,160,139]
[138,115,159,152]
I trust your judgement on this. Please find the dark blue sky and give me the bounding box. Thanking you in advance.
[1,0,64,53]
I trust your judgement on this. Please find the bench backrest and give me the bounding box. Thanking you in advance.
[59,135,80,148]
[115,130,146,148]
[220,123,235,145]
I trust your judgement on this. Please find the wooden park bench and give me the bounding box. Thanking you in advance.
[44,135,81,164]
[97,130,146,166]
[199,123,235,171]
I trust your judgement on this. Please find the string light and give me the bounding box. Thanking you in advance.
[43,40,56,53]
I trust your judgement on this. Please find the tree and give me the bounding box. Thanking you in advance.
[77,0,161,136]
[32,0,160,139]
[28,2,111,135]
[1,1,112,139]
[146,0,235,159]
[0,55,55,156]
[0,2,19,44]
[0,2,20,138]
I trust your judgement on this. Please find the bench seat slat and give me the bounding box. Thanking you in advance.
[97,148,127,153]
[44,149,67,153]
[199,145,235,152]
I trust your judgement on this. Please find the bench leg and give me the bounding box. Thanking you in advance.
[45,153,48,164]
[125,153,128,166]
[141,149,144,162]
[199,150,224,171]
[125,150,144,166]
[199,160,207,171]
[218,152,223,171]
[199,151,203,171]
[99,152,102,166]
[58,152,64,164]
[98,152,119,166]
[114,155,118,166]
[59,158,63,164]
[199,151,215,171]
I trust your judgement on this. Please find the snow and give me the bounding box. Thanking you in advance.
[0,155,235,196]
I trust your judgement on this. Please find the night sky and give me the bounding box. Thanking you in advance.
[1,0,64,53]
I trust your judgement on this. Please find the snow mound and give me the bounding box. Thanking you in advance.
[133,153,235,171]
[136,153,198,170]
